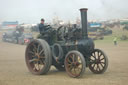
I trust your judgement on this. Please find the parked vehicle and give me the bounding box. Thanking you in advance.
[2,29,33,45]
[2,30,22,43]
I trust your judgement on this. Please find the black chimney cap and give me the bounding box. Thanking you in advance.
[80,8,88,11]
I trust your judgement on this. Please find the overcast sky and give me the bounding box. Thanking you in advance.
[0,0,128,24]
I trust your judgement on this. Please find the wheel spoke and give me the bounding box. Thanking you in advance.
[72,54,75,62]
[98,52,100,59]
[73,68,76,74]
[98,51,100,56]
[41,57,46,64]
[33,66,36,71]
[99,53,102,57]
[37,44,41,53]
[96,52,99,59]
[97,64,100,71]
[77,67,82,71]
[100,57,104,61]
[92,64,96,68]
[100,62,105,64]
[37,62,40,71]
[68,63,72,66]
[93,53,97,59]
[95,52,98,59]
[28,51,35,55]
[90,58,95,64]
[33,61,38,71]
[32,43,37,53]
[69,65,73,71]
[67,58,72,63]
[29,59,38,63]
[90,56,95,60]
[39,49,44,56]
[100,63,104,68]
[78,62,82,65]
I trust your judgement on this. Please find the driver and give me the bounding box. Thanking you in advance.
[39,18,46,34]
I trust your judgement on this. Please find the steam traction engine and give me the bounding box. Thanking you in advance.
[25,8,108,78]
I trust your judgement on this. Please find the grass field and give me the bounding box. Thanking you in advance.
[95,28,128,44]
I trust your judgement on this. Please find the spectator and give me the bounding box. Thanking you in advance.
[113,36,117,45]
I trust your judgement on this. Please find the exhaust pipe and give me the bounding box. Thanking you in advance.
[80,8,88,38]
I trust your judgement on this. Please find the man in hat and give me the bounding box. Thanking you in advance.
[39,18,45,34]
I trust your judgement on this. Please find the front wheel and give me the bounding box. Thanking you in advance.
[89,49,108,74]
[65,50,86,78]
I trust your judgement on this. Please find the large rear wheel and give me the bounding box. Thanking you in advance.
[25,39,52,75]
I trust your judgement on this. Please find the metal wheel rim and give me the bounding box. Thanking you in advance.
[89,49,108,74]
[65,51,85,77]
[25,40,47,74]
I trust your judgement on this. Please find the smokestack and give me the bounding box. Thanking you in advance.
[80,8,88,38]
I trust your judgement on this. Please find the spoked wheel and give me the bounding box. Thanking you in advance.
[65,51,86,78]
[89,49,108,74]
[25,39,52,75]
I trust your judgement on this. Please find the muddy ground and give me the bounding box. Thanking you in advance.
[0,35,128,85]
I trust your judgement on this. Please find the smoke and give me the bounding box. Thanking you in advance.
[0,0,128,23]
[99,0,128,19]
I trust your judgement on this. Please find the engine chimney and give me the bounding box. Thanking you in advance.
[80,8,88,38]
